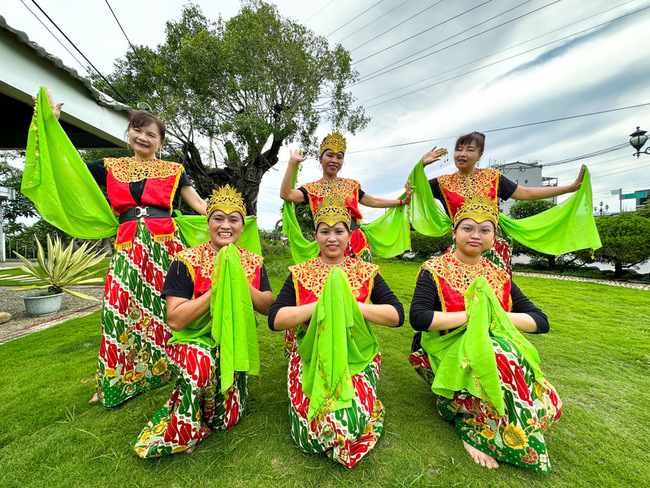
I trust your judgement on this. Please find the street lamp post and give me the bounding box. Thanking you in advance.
[629,126,650,157]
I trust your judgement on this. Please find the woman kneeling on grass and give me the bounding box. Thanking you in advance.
[134,185,274,458]
[408,194,562,471]
[268,195,404,467]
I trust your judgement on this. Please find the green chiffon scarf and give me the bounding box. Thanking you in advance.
[22,86,119,238]
[409,160,602,254]
[420,276,543,416]
[168,244,260,394]
[23,87,262,252]
[282,165,411,263]
[297,266,379,422]
[210,244,260,393]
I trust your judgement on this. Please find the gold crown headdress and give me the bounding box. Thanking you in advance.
[453,193,499,227]
[320,131,347,155]
[313,194,351,228]
[206,184,246,219]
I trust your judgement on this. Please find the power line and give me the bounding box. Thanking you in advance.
[540,144,629,167]
[355,0,561,85]
[29,0,128,103]
[349,0,445,52]
[103,0,145,65]
[355,0,536,83]
[336,0,410,44]
[326,1,384,38]
[19,0,87,73]
[304,0,336,24]
[357,0,637,106]
[347,101,650,154]
[353,0,491,64]
[360,3,650,110]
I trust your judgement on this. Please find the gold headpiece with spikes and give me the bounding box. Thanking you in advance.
[206,184,246,219]
[453,193,499,227]
[319,131,347,155]
[313,194,351,228]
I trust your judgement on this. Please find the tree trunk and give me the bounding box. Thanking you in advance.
[179,138,283,215]
[614,261,623,279]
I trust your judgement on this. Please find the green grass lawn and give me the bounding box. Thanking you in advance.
[0,253,648,487]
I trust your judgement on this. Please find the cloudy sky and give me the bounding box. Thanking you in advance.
[4,0,650,228]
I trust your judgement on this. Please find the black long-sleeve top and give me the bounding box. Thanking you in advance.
[409,269,548,352]
[268,272,404,330]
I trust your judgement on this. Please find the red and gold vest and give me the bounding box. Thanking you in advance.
[104,157,185,250]
[284,257,378,352]
[421,253,511,313]
[437,168,500,222]
[303,178,368,257]
[174,242,263,299]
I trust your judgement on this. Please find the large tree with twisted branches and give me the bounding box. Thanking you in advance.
[91,1,368,214]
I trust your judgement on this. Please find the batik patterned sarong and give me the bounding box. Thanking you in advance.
[409,337,562,472]
[96,220,183,407]
[134,342,247,458]
[288,345,384,468]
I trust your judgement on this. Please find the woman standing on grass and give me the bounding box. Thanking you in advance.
[268,195,404,467]
[280,131,412,262]
[24,89,206,407]
[134,185,273,457]
[412,131,593,273]
[408,197,561,471]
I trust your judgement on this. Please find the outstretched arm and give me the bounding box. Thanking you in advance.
[280,150,308,203]
[511,166,585,200]
[180,185,207,215]
[360,181,412,208]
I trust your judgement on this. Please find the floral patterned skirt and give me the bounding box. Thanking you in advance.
[95,220,184,407]
[287,345,384,468]
[409,337,562,472]
[134,342,248,458]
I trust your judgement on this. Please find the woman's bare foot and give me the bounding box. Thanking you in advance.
[89,392,99,403]
[463,441,499,469]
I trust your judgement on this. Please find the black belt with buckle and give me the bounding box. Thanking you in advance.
[119,205,172,224]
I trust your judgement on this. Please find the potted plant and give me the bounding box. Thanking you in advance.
[13,234,108,316]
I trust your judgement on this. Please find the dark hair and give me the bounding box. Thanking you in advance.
[128,110,166,141]
[455,131,485,153]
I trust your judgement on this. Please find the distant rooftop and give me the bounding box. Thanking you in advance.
[0,15,130,149]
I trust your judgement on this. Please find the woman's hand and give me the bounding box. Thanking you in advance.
[288,150,307,167]
[33,89,63,120]
[422,147,447,167]
[402,181,413,205]
[567,165,586,193]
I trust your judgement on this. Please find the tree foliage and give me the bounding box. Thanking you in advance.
[92,1,368,214]
[410,230,453,259]
[508,199,558,268]
[636,199,650,219]
[575,213,650,278]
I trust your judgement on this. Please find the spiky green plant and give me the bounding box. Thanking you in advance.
[13,234,107,301]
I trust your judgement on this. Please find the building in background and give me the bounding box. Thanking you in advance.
[494,161,558,216]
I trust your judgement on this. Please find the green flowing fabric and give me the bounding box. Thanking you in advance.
[361,193,411,258]
[297,267,379,422]
[499,166,601,254]
[174,213,262,254]
[420,276,543,416]
[408,159,601,254]
[21,86,119,238]
[282,163,319,263]
[283,164,412,263]
[408,160,453,236]
[283,201,320,264]
[210,244,260,393]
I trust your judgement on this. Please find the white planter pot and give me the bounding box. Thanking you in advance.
[21,291,64,316]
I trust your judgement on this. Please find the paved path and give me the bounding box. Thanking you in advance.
[0,271,647,344]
